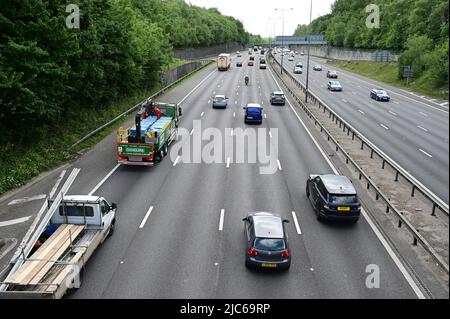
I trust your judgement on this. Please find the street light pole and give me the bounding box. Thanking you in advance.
[275,8,293,75]
[305,0,313,103]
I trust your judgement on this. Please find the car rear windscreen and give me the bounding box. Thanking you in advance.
[329,195,358,205]
[59,205,94,217]
[254,238,286,251]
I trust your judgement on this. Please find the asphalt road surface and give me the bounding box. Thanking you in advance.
[274,53,449,203]
[63,53,421,299]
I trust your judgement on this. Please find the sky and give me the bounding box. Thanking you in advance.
[187,0,334,38]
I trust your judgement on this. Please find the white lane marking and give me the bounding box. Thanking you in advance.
[235,101,237,105]
[89,165,119,196]
[264,113,267,119]
[178,69,217,105]
[380,124,390,130]
[342,99,348,103]
[0,216,31,228]
[226,157,231,168]
[439,102,448,106]
[219,209,225,231]
[233,112,236,118]
[419,112,428,117]
[49,169,67,199]
[173,155,181,167]
[208,100,211,104]
[213,91,216,95]
[277,160,282,171]
[417,126,428,132]
[269,131,273,139]
[230,129,233,136]
[358,110,365,115]
[268,65,425,299]
[291,211,302,235]
[200,112,205,117]
[190,128,194,136]
[388,110,397,116]
[8,194,46,206]
[394,101,400,105]
[419,149,433,158]
[430,99,437,102]
[139,206,154,229]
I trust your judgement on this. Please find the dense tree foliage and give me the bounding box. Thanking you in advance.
[0,0,249,143]
[293,0,448,87]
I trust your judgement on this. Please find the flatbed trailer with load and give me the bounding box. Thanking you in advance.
[0,195,117,299]
[117,101,182,166]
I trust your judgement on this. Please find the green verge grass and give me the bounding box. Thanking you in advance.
[328,60,449,100]
[0,60,214,196]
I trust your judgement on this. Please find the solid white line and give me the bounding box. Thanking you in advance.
[380,124,389,130]
[173,155,181,167]
[8,195,46,206]
[0,216,31,228]
[388,110,397,116]
[89,164,119,196]
[439,102,448,106]
[226,157,231,168]
[419,149,433,158]
[49,170,67,199]
[291,211,302,235]
[417,126,428,132]
[219,209,225,231]
[277,160,282,171]
[178,69,216,106]
[190,128,194,136]
[267,64,425,299]
[139,206,154,229]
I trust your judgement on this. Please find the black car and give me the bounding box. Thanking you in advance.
[306,174,361,223]
[243,212,291,270]
[370,89,390,101]
[250,56,255,61]
[270,91,286,105]
[236,61,243,67]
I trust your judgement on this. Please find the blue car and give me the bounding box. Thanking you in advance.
[243,103,263,124]
[212,95,228,108]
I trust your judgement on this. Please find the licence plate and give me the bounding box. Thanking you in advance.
[128,156,143,162]
[338,207,350,211]
[247,117,253,119]
[261,263,277,268]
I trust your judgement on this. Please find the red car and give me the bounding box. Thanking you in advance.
[327,70,338,78]
[248,61,254,66]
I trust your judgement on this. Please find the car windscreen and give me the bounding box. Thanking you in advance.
[274,93,284,97]
[329,195,358,205]
[254,238,286,251]
[215,97,225,101]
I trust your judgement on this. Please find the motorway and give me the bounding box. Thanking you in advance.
[59,53,421,298]
[273,52,449,203]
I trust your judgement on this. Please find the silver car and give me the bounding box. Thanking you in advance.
[328,80,343,91]
[212,95,228,108]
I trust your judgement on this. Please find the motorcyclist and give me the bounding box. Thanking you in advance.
[245,75,249,85]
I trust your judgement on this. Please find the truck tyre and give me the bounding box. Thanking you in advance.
[108,219,116,237]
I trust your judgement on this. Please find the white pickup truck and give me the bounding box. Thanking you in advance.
[0,195,116,299]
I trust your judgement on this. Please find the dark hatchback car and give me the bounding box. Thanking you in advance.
[243,212,291,270]
[243,103,263,124]
[270,91,286,105]
[306,174,361,223]
[236,61,243,67]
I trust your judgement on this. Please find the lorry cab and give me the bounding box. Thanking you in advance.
[243,103,263,124]
[52,196,117,239]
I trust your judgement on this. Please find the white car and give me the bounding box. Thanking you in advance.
[288,56,294,61]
